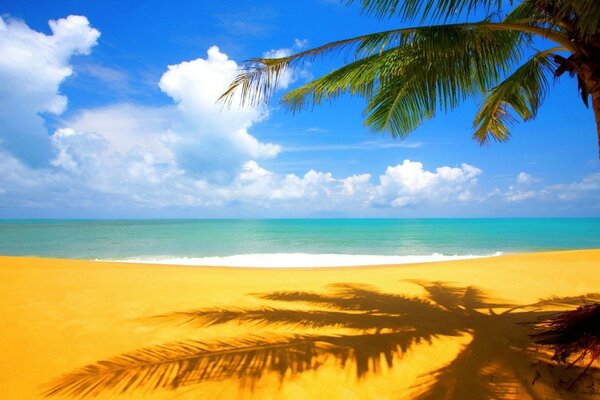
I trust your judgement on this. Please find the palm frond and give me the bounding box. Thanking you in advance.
[532,302,600,389]
[219,21,536,109]
[281,47,405,112]
[218,27,413,107]
[345,0,505,22]
[282,23,530,115]
[363,27,525,136]
[525,0,600,38]
[472,48,557,143]
[347,0,600,37]
[502,0,568,36]
[504,0,546,23]
[565,0,600,36]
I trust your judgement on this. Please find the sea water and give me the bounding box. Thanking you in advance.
[0,219,598,267]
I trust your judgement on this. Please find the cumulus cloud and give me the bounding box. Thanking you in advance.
[0,19,279,176]
[1,145,487,213]
[0,16,281,209]
[373,160,482,207]
[200,160,483,211]
[517,172,536,185]
[158,46,280,176]
[58,46,281,180]
[341,174,372,195]
[64,104,176,163]
[233,161,338,202]
[0,15,99,166]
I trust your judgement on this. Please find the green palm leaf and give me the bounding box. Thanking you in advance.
[219,21,553,108]
[281,47,404,112]
[345,0,505,22]
[473,48,558,143]
[362,27,525,136]
[348,0,600,37]
[532,0,600,37]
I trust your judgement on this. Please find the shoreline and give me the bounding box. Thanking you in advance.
[93,251,505,268]
[0,248,592,270]
[2,249,599,399]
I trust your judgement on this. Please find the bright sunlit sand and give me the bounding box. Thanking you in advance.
[1,249,599,399]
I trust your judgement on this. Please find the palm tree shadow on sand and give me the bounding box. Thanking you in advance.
[43,281,600,399]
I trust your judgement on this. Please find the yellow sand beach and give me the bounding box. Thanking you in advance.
[1,250,599,399]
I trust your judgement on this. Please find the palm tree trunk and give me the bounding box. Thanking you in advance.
[594,92,600,161]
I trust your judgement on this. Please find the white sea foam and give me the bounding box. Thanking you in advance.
[98,252,503,268]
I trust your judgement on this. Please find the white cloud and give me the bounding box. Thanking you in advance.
[0,23,279,178]
[158,46,280,175]
[56,46,281,181]
[517,172,536,185]
[504,186,537,202]
[341,174,372,195]
[212,160,483,211]
[565,173,600,192]
[543,173,600,201]
[228,161,338,204]
[262,39,309,89]
[0,146,489,213]
[0,15,99,166]
[64,104,176,162]
[503,173,600,203]
[51,128,108,173]
[373,160,482,207]
[0,21,283,208]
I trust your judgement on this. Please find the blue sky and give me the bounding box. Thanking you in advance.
[0,0,599,218]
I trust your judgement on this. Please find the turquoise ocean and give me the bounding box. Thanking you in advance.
[0,219,599,267]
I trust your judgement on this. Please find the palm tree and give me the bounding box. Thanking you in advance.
[44,282,600,399]
[219,0,600,158]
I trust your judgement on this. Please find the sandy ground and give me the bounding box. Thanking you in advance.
[1,250,599,399]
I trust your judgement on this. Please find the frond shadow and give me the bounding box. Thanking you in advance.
[43,281,600,399]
